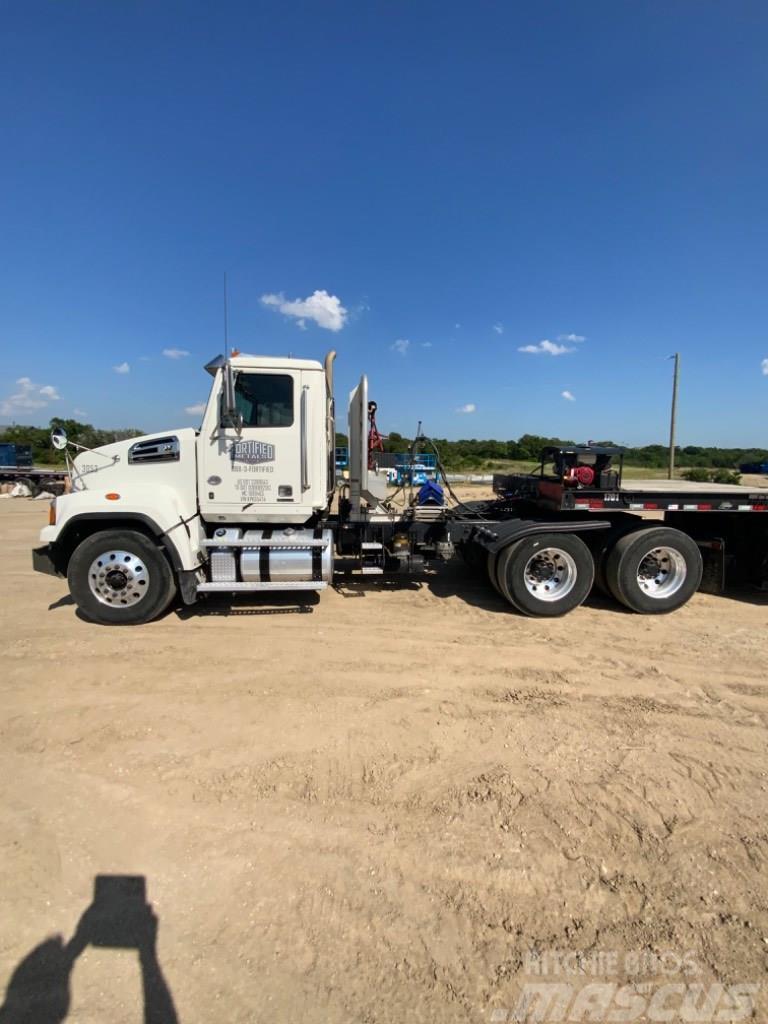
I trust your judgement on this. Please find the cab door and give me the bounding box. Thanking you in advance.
[199,368,305,522]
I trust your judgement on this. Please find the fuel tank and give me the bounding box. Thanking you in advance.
[240,528,333,584]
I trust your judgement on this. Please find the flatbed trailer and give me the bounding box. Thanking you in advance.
[0,465,69,494]
[493,474,768,514]
[31,354,768,623]
[466,449,768,612]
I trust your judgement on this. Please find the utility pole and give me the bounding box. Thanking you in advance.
[668,352,680,479]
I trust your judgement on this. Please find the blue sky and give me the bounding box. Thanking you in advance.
[1,1,766,445]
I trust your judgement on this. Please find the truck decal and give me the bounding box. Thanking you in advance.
[236,477,272,502]
[230,440,276,465]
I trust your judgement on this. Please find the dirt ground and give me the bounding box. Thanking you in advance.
[1,496,767,1023]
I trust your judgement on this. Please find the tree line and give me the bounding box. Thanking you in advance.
[1,418,765,471]
[1,419,144,464]
[337,430,768,471]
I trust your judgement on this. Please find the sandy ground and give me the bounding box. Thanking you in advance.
[1,496,767,1023]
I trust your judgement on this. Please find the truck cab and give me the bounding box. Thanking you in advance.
[197,353,332,525]
[33,351,338,623]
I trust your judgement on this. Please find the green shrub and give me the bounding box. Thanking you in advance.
[711,469,742,485]
[682,468,711,483]
[682,468,742,485]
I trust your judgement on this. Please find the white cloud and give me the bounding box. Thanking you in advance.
[455,323,461,329]
[421,341,433,348]
[261,289,347,332]
[0,377,62,417]
[557,333,586,343]
[185,402,207,416]
[493,322,504,335]
[113,362,130,374]
[73,408,88,417]
[762,358,768,376]
[518,339,574,356]
[561,390,576,401]
[456,402,476,414]
[163,347,190,359]
[391,338,410,355]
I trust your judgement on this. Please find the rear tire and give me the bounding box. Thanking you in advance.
[18,476,39,497]
[604,526,702,614]
[495,533,595,617]
[68,529,177,625]
[487,550,504,596]
[593,516,646,596]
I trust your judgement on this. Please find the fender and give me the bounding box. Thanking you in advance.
[467,517,610,555]
[40,484,204,572]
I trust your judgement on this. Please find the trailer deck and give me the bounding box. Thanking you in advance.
[614,479,768,494]
[493,472,768,514]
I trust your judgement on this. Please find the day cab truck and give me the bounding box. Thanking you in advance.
[32,350,768,625]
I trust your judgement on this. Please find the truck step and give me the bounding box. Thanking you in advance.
[197,581,328,593]
[359,567,384,575]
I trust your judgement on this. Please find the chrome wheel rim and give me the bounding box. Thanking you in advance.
[637,546,687,599]
[88,550,150,607]
[523,547,577,601]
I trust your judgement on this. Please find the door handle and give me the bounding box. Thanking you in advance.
[300,385,310,491]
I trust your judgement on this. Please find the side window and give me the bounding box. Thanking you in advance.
[234,373,294,427]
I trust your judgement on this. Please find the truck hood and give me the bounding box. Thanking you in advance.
[72,428,198,490]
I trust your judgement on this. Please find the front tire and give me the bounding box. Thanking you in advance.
[604,526,702,614]
[495,533,595,617]
[68,529,176,625]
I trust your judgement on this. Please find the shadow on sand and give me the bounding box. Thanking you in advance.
[0,875,178,1024]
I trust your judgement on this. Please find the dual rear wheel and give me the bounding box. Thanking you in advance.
[488,534,595,617]
[485,526,703,617]
[603,526,702,614]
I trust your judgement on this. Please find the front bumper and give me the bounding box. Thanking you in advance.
[32,544,61,577]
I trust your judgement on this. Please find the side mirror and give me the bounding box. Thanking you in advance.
[51,427,68,450]
[221,363,243,432]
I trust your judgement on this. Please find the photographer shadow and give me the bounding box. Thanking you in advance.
[0,875,178,1024]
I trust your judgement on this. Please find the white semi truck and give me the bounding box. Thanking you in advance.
[33,350,768,624]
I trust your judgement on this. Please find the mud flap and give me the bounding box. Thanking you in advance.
[697,539,725,594]
[32,545,61,577]
[177,568,201,605]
